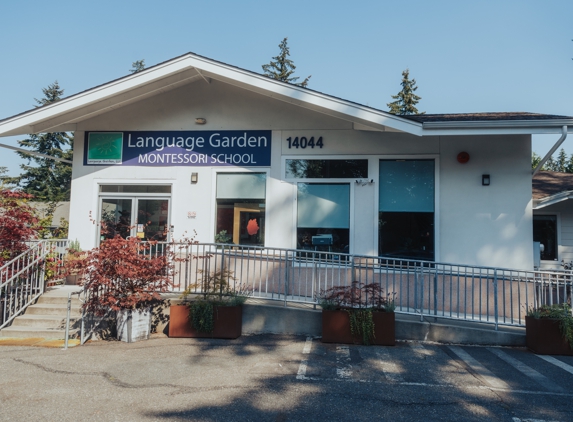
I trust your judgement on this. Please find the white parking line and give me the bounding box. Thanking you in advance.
[336,345,352,379]
[448,346,510,389]
[296,337,313,380]
[377,348,404,382]
[512,417,563,422]
[487,348,565,393]
[535,354,573,376]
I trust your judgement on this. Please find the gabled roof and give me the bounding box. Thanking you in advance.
[1,52,572,138]
[532,171,573,209]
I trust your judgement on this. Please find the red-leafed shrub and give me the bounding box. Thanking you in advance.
[65,235,173,316]
[0,190,39,266]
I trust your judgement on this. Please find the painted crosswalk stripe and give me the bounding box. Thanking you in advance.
[336,345,352,379]
[377,348,404,382]
[296,336,313,380]
[487,348,565,393]
[535,354,573,376]
[448,345,510,389]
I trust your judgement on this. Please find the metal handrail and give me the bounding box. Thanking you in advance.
[0,239,70,330]
[10,239,573,345]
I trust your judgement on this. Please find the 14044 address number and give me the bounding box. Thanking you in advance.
[286,136,323,149]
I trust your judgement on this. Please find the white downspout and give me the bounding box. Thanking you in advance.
[532,125,568,176]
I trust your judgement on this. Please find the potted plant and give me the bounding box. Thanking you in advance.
[319,282,395,346]
[169,266,250,339]
[64,234,173,343]
[63,239,83,285]
[526,303,573,355]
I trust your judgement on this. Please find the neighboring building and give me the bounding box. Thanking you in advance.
[29,201,70,230]
[532,171,573,270]
[1,53,572,270]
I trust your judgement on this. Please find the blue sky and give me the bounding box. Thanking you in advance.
[1,0,572,176]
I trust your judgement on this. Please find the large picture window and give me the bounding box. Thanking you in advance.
[379,160,435,261]
[533,215,557,261]
[216,173,266,246]
[297,183,350,253]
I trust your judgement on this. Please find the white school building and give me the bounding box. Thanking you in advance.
[1,52,572,270]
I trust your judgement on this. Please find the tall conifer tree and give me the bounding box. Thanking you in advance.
[130,60,145,73]
[262,37,311,87]
[5,82,73,201]
[387,69,424,115]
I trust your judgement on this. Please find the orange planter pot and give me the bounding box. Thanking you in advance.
[321,309,395,346]
[168,304,242,339]
[525,316,573,356]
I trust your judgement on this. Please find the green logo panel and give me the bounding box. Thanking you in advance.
[87,132,123,164]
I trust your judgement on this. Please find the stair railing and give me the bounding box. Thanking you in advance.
[0,239,69,330]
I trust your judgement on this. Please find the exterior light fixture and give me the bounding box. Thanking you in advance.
[482,174,490,186]
[195,118,207,125]
[191,172,198,184]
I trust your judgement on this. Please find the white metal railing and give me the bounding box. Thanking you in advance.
[145,242,572,330]
[0,239,69,329]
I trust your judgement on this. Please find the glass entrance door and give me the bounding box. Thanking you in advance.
[135,199,170,241]
[100,198,133,240]
[99,196,170,243]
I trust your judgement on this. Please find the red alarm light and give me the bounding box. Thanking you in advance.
[457,152,470,164]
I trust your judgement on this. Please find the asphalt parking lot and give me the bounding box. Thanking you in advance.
[1,334,572,422]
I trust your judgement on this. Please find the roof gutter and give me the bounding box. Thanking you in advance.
[532,125,568,176]
[422,119,573,130]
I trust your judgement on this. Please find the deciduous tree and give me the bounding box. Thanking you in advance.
[0,190,39,265]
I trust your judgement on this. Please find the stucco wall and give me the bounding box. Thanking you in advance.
[68,80,534,270]
[438,135,532,269]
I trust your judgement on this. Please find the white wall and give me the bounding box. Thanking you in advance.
[68,79,534,269]
[438,135,532,269]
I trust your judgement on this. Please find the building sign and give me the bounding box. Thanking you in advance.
[84,131,272,167]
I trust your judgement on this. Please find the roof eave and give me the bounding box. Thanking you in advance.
[421,119,573,136]
[533,190,573,209]
[0,53,424,137]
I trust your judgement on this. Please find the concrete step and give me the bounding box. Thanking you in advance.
[0,325,79,339]
[10,314,80,328]
[36,295,82,305]
[24,304,83,316]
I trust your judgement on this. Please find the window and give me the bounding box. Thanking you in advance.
[216,173,266,246]
[297,183,350,253]
[379,160,435,260]
[533,215,557,261]
[286,159,368,179]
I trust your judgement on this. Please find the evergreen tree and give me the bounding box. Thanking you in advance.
[5,82,73,201]
[387,69,424,115]
[556,148,568,172]
[531,152,542,170]
[262,37,311,87]
[566,154,573,173]
[544,155,557,172]
[130,60,145,73]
